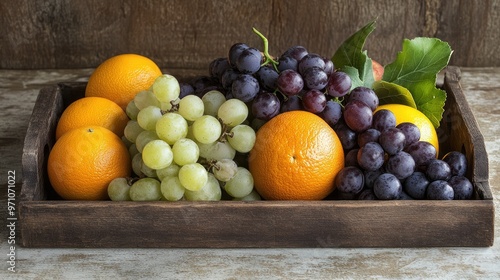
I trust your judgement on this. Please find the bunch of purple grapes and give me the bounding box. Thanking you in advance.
[331,90,474,200]
[179,43,352,126]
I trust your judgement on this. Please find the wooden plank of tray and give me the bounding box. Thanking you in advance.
[19,66,494,248]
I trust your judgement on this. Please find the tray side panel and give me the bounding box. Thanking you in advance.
[19,201,494,248]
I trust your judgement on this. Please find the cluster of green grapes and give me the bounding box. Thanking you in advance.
[107,74,261,201]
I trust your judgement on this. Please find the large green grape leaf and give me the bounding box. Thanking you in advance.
[373,80,417,108]
[332,20,376,89]
[382,37,453,128]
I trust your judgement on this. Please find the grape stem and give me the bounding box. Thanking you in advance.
[252,27,279,71]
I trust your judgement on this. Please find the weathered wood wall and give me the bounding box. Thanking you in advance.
[1,0,499,69]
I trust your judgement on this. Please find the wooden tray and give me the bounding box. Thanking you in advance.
[19,66,494,248]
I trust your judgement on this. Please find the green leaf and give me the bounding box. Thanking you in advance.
[373,80,417,108]
[332,20,376,88]
[382,37,453,128]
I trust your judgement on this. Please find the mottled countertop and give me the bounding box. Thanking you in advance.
[0,68,498,279]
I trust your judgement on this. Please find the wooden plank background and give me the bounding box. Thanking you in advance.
[1,0,499,69]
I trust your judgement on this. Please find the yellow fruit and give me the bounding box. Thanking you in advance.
[85,53,162,110]
[248,111,344,200]
[55,97,129,140]
[375,104,439,154]
[47,126,131,200]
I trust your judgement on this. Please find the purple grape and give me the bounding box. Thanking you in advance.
[364,168,383,189]
[323,59,334,75]
[334,166,365,195]
[277,69,304,96]
[448,175,473,199]
[231,74,260,102]
[302,89,326,113]
[373,173,402,200]
[358,189,377,200]
[282,45,308,61]
[398,191,414,200]
[277,56,298,72]
[345,148,360,167]
[442,151,467,177]
[251,91,280,120]
[357,142,385,171]
[343,100,373,132]
[190,76,221,97]
[403,171,429,199]
[280,95,303,112]
[179,82,195,98]
[385,151,416,180]
[255,66,278,91]
[357,128,381,147]
[405,141,437,167]
[298,53,326,75]
[397,122,421,148]
[209,57,231,81]
[228,43,249,67]
[236,47,262,74]
[372,109,396,132]
[426,180,454,200]
[327,71,352,98]
[319,100,342,127]
[303,67,328,90]
[221,68,240,89]
[426,159,452,181]
[348,86,379,111]
[333,121,358,151]
[379,127,406,155]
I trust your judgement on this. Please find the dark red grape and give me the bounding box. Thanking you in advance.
[302,89,326,113]
[326,71,352,98]
[277,69,304,96]
[323,59,334,75]
[343,100,373,132]
[348,86,379,111]
[282,45,308,61]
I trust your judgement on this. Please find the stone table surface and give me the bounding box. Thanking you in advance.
[0,68,499,279]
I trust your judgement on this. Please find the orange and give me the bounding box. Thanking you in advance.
[248,111,344,200]
[85,53,162,110]
[55,97,129,140]
[47,126,132,200]
[375,104,439,154]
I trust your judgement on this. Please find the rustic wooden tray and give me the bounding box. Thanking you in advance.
[19,66,494,248]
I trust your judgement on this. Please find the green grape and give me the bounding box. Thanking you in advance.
[156,163,180,181]
[107,177,132,201]
[124,120,145,143]
[172,138,199,166]
[132,153,144,177]
[135,130,160,153]
[224,167,254,198]
[134,90,161,110]
[152,74,180,103]
[218,99,248,127]
[156,112,188,145]
[198,141,236,160]
[232,190,262,201]
[129,143,140,158]
[202,90,226,116]
[140,160,158,178]
[186,125,195,140]
[142,139,173,170]
[212,158,238,182]
[126,100,140,120]
[178,163,208,191]
[227,124,256,153]
[184,173,221,201]
[137,105,163,131]
[160,176,185,201]
[121,136,133,148]
[178,95,204,121]
[129,177,162,201]
[192,115,222,144]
